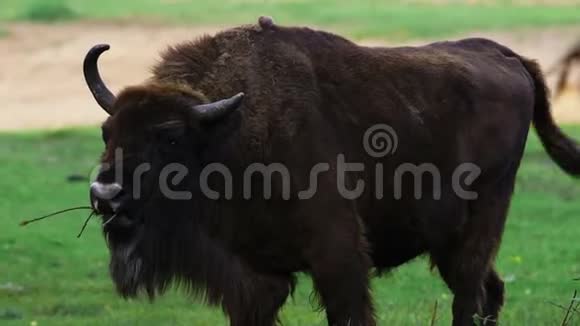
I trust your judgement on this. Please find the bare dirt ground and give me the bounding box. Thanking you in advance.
[0,22,579,131]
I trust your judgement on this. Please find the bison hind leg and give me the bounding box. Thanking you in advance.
[431,173,516,326]
[482,267,505,321]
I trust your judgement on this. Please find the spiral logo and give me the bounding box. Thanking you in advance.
[363,124,398,158]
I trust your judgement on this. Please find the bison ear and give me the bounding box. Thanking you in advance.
[191,92,245,123]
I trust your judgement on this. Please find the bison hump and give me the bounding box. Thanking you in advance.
[258,16,275,30]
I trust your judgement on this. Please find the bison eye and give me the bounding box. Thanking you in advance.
[152,123,185,147]
[156,130,182,146]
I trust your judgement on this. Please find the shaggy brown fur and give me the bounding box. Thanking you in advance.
[87,19,579,326]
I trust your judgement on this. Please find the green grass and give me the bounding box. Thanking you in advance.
[18,0,78,22]
[0,0,579,39]
[0,126,579,325]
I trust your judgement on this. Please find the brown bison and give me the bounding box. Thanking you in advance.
[85,18,579,326]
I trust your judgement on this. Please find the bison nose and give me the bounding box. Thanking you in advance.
[90,182,123,213]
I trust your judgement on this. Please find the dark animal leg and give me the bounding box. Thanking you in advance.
[307,232,376,326]
[224,273,293,326]
[482,267,505,322]
[434,252,486,326]
[433,179,514,326]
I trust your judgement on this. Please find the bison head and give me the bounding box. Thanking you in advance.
[84,44,244,298]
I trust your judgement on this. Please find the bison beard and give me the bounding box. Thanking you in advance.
[84,18,579,326]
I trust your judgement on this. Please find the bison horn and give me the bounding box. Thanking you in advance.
[83,44,116,115]
[192,92,245,122]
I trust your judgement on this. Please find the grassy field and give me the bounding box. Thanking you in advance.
[0,0,579,39]
[0,126,578,325]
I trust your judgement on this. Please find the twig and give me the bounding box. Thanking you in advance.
[102,214,118,227]
[77,212,95,238]
[549,301,580,315]
[561,290,578,326]
[20,206,92,226]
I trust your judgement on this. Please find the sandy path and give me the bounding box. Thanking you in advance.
[0,22,578,131]
[0,22,222,130]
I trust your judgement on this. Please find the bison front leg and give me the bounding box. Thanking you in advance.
[222,271,293,326]
[306,225,376,326]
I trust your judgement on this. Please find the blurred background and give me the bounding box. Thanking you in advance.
[0,1,579,325]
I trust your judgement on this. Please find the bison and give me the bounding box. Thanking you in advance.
[85,18,579,326]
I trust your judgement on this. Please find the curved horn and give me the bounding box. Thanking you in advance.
[193,92,245,122]
[83,44,116,115]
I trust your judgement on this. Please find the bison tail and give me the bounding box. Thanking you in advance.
[522,58,580,176]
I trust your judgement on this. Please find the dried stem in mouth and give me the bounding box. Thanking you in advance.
[20,206,93,226]
[77,211,96,238]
